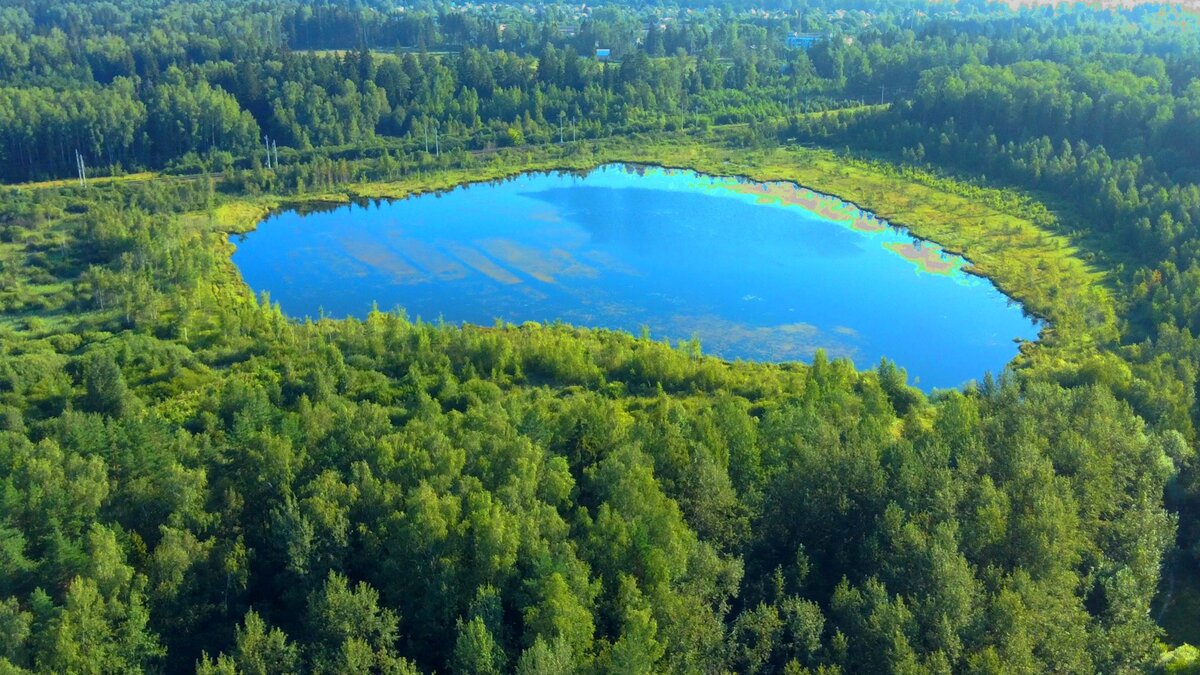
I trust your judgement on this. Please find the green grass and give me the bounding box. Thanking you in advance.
[210,201,278,234]
[1,171,158,191]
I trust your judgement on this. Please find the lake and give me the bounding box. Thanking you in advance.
[231,164,1041,390]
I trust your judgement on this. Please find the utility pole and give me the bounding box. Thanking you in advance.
[272,140,279,168]
[264,135,272,169]
[423,120,429,154]
[434,123,440,157]
[75,150,87,188]
[880,85,885,105]
[559,112,565,144]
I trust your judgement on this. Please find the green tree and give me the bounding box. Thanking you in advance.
[80,351,132,417]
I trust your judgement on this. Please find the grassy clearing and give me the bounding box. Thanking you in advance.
[2,171,159,191]
[210,201,279,233]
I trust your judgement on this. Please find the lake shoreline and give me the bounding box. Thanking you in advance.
[232,158,1050,339]
[231,161,1042,389]
[210,138,1106,380]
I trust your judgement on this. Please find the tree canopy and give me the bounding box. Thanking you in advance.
[2,0,1200,672]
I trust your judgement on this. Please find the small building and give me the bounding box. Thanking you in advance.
[595,48,611,61]
[786,32,823,50]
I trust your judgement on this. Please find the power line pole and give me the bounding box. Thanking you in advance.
[75,150,87,188]
[559,112,565,144]
[880,85,885,105]
[434,123,440,157]
[272,140,279,168]
[264,135,272,169]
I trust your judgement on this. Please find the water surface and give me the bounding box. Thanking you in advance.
[232,164,1040,390]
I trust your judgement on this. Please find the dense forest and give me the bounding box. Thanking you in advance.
[2,0,1200,672]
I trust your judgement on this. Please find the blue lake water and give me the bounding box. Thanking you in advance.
[231,164,1041,390]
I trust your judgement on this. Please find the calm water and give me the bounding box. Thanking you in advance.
[232,164,1040,390]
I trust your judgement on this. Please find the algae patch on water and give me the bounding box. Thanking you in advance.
[701,178,890,235]
[883,242,960,275]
